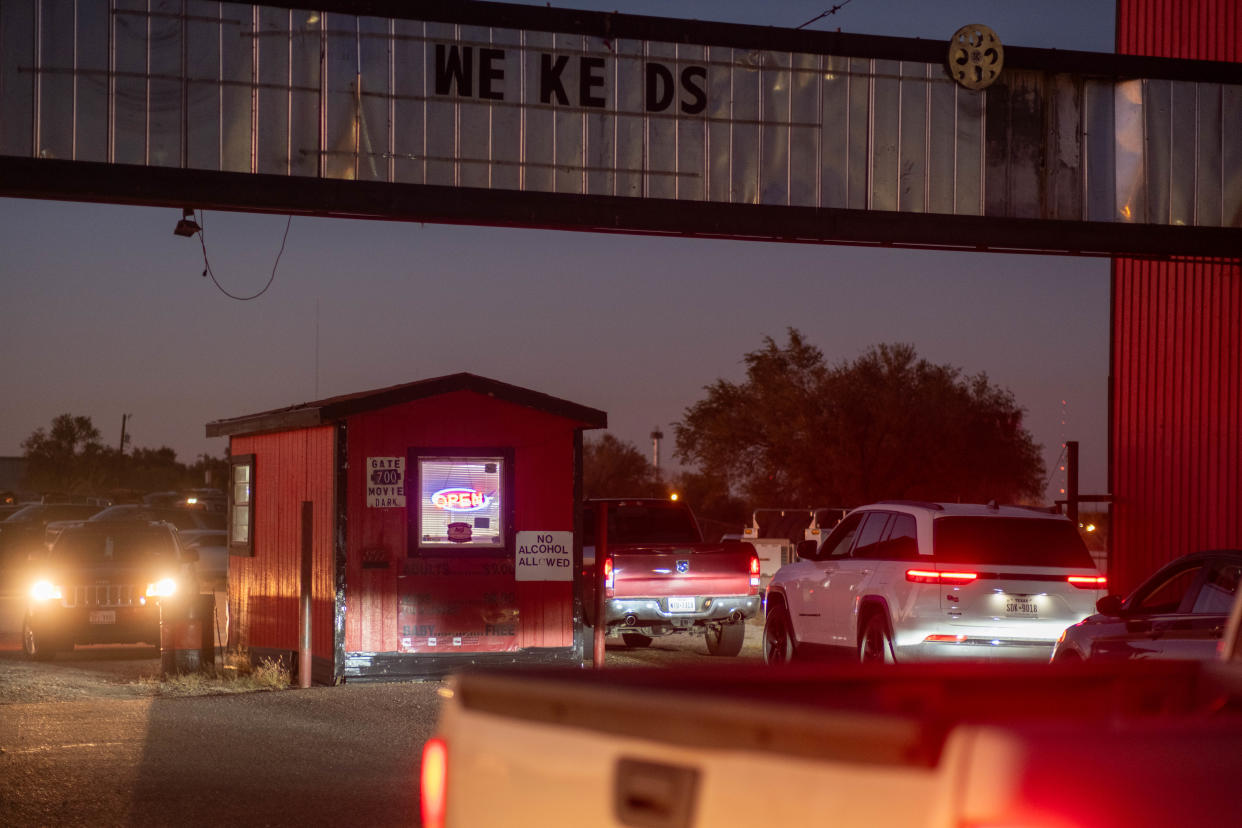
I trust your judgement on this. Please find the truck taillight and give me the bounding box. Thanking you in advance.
[1068,575,1107,589]
[749,554,761,589]
[420,736,448,828]
[907,569,978,585]
[603,556,614,591]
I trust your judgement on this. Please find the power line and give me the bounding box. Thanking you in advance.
[797,0,857,30]
[197,210,292,301]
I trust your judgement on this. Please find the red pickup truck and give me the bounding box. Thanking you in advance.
[583,498,760,656]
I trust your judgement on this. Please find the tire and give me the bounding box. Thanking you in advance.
[762,604,796,665]
[1052,647,1082,665]
[858,612,896,664]
[621,632,653,649]
[704,622,745,657]
[22,615,59,662]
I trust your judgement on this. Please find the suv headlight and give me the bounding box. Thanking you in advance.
[30,580,63,601]
[146,578,177,597]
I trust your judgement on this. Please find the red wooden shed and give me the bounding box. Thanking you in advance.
[205,373,606,683]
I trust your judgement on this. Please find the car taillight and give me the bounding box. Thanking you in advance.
[906,569,978,585]
[1067,575,1107,589]
[749,554,761,589]
[420,736,448,828]
[603,556,614,591]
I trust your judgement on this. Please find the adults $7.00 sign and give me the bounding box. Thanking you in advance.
[514,531,573,582]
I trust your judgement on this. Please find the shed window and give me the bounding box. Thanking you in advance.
[229,455,255,555]
[416,456,505,550]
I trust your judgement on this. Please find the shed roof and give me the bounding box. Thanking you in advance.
[205,372,607,438]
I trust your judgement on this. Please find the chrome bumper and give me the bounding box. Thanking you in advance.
[603,594,761,627]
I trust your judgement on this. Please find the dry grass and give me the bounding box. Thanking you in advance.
[139,652,291,697]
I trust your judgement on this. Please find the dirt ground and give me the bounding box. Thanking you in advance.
[0,644,162,705]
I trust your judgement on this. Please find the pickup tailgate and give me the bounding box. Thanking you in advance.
[431,661,1242,828]
[610,543,756,597]
[436,667,936,828]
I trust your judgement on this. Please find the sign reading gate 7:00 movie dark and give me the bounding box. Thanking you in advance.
[433,43,707,114]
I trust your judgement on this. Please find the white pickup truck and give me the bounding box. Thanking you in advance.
[420,600,1242,828]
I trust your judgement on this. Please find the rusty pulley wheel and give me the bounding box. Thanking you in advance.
[948,23,1003,90]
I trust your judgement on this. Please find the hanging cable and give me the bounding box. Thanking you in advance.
[797,0,857,30]
[197,210,292,301]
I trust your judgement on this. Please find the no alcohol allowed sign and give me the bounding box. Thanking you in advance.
[514,531,572,582]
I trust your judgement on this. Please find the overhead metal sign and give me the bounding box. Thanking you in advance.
[1,0,1240,256]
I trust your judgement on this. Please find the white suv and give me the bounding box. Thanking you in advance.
[763,501,1107,664]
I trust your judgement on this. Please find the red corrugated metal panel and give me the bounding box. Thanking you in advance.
[344,391,578,654]
[1111,258,1242,593]
[1111,0,1241,594]
[1117,0,1241,61]
[228,426,336,663]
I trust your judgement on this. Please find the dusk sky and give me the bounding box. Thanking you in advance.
[0,0,1116,500]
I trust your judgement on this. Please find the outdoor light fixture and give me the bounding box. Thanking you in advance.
[173,208,201,237]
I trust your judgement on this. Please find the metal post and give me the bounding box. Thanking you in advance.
[300,501,313,689]
[593,502,608,669]
[1066,441,1080,525]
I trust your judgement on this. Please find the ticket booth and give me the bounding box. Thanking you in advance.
[205,373,606,683]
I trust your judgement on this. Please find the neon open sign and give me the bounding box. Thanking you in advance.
[431,488,491,511]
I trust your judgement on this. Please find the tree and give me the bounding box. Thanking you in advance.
[186,452,230,491]
[21,414,110,494]
[667,468,750,541]
[582,434,663,499]
[19,415,227,498]
[674,331,1045,508]
[120,446,185,493]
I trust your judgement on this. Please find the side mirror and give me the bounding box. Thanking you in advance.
[796,539,818,560]
[1096,594,1124,616]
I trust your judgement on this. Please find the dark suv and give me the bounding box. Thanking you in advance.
[43,504,227,549]
[22,521,198,660]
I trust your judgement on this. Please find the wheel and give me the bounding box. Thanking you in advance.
[621,632,653,649]
[858,613,896,664]
[1052,647,1082,665]
[22,615,59,661]
[762,604,796,665]
[704,622,745,657]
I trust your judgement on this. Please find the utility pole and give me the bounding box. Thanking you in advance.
[119,413,132,455]
[650,427,664,477]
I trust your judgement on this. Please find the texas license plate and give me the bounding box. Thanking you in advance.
[89,610,116,624]
[1004,597,1037,617]
[667,596,696,613]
